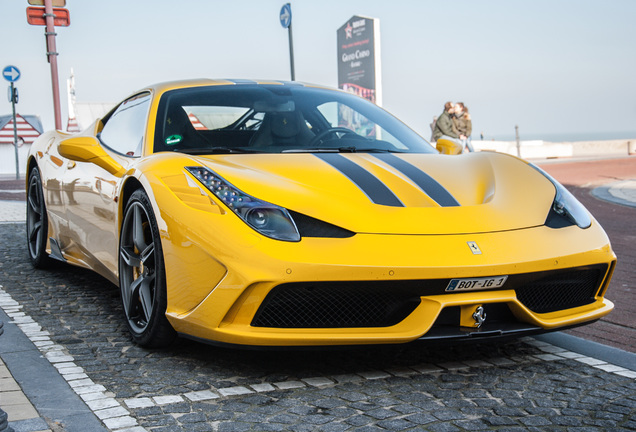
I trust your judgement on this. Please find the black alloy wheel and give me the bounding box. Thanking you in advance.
[26,167,51,268]
[119,189,176,347]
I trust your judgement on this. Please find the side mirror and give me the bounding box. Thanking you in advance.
[436,138,463,155]
[58,136,125,176]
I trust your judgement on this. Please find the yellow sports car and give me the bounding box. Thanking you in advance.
[26,79,615,348]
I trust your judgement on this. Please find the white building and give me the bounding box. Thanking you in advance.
[0,114,43,176]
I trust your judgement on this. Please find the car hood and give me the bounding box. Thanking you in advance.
[187,151,555,235]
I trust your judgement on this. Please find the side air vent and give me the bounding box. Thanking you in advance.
[288,211,355,238]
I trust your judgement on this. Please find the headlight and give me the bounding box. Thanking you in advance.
[185,166,301,241]
[530,164,592,229]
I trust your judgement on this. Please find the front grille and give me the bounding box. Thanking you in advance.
[251,283,421,328]
[515,269,602,313]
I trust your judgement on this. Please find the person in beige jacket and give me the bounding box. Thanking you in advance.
[453,102,474,152]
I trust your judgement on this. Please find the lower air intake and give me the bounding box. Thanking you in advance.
[515,268,602,313]
[251,283,420,328]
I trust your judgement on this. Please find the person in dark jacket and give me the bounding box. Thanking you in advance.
[432,102,459,142]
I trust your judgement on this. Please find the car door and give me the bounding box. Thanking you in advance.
[61,92,151,278]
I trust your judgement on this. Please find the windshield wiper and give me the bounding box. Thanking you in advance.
[282,147,403,154]
[282,148,339,153]
[180,147,258,155]
[336,146,390,153]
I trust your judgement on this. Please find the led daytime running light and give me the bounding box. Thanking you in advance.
[187,166,250,209]
[185,166,300,241]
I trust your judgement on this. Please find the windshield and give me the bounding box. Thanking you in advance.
[153,84,436,155]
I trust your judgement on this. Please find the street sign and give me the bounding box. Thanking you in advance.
[26,6,70,26]
[2,66,21,83]
[279,3,292,29]
[28,0,66,6]
[7,86,19,104]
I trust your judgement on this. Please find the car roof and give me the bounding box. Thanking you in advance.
[139,79,333,96]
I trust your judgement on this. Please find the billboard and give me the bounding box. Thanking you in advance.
[337,16,382,106]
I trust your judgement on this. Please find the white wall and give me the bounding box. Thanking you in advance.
[472,139,636,160]
[0,143,32,177]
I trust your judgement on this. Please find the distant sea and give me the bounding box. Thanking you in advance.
[483,131,636,142]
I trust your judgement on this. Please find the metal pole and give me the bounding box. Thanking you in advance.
[281,3,296,81]
[44,0,62,130]
[515,125,521,158]
[287,18,295,81]
[11,82,20,180]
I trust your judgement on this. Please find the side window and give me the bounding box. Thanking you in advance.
[317,101,374,136]
[99,93,151,156]
[317,101,406,149]
[317,102,338,127]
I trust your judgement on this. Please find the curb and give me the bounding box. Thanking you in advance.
[0,321,15,432]
[535,332,636,371]
[592,180,636,209]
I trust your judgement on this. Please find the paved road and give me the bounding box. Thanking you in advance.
[539,158,636,353]
[1,156,636,432]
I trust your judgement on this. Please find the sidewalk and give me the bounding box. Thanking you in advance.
[0,201,25,223]
[1,309,107,432]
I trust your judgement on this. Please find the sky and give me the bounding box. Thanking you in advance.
[1,0,635,141]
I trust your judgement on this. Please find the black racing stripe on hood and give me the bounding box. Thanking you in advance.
[374,153,461,207]
[315,153,404,207]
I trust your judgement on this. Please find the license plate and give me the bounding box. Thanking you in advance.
[445,276,508,292]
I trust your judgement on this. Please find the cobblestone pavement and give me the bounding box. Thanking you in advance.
[1,158,636,431]
[1,221,636,431]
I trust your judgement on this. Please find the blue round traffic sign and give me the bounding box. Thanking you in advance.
[3,66,21,83]
[279,3,292,29]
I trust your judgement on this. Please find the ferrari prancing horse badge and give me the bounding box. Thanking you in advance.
[467,241,482,255]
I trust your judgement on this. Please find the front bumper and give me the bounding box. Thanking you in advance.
[159,214,616,346]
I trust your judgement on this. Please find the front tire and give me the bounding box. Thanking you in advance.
[26,167,52,268]
[119,189,176,348]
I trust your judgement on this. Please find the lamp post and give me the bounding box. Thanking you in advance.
[26,0,71,131]
[43,0,62,130]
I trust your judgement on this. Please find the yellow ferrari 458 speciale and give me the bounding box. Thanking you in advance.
[26,79,615,348]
